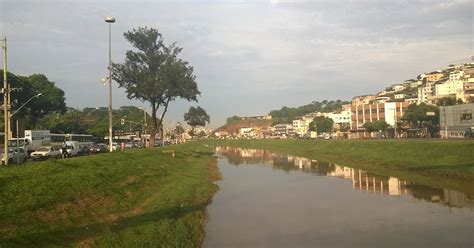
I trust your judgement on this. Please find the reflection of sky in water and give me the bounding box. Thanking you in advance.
[204,147,473,248]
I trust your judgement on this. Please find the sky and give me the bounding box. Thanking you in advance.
[0,0,472,127]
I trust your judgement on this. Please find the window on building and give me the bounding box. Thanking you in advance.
[460,110,472,122]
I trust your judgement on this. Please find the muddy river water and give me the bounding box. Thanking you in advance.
[204,147,473,248]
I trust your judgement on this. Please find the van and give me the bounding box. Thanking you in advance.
[61,141,80,157]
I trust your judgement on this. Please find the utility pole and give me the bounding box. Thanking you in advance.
[2,36,9,165]
[443,101,448,139]
[143,109,147,148]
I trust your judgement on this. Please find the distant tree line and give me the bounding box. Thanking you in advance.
[0,71,66,131]
[269,99,350,124]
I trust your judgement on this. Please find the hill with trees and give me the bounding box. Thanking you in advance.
[269,99,350,124]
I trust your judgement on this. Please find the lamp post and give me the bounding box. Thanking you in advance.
[105,16,115,152]
[10,93,42,165]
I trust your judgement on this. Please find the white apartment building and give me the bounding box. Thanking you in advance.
[272,124,295,137]
[322,110,351,125]
[418,81,436,104]
[404,98,418,105]
[410,80,423,88]
[292,117,312,137]
[435,80,464,99]
[239,127,254,137]
[394,94,406,99]
[449,70,464,81]
[393,84,405,92]
[432,71,465,101]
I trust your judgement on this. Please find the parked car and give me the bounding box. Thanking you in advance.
[1,147,28,165]
[90,143,107,153]
[30,146,61,160]
[77,145,90,156]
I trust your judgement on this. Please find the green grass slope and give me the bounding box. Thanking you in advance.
[0,143,218,247]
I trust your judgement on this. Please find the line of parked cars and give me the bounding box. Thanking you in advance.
[2,140,151,165]
[1,142,110,165]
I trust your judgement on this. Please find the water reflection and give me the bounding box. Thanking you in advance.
[216,146,474,210]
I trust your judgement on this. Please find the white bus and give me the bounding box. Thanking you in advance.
[50,133,66,146]
[65,134,94,148]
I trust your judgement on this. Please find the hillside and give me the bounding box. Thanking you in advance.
[216,119,272,135]
[269,99,349,124]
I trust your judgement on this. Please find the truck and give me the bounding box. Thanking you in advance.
[9,130,51,154]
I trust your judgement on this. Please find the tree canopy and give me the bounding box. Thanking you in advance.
[402,103,439,137]
[184,106,210,132]
[363,120,389,132]
[113,27,199,146]
[436,96,456,106]
[309,116,334,133]
[1,71,66,130]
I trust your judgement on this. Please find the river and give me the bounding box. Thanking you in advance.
[204,146,473,248]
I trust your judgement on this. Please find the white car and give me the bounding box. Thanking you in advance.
[31,146,61,161]
[1,147,28,165]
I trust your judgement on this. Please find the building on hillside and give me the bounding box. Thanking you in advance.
[393,84,405,92]
[292,117,313,137]
[433,80,464,100]
[240,115,272,121]
[404,97,418,105]
[410,80,423,88]
[428,71,466,103]
[272,124,295,137]
[426,71,445,82]
[239,127,255,138]
[463,82,474,102]
[418,81,436,104]
[350,102,409,138]
[373,96,390,104]
[352,95,376,106]
[214,130,229,138]
[439,103,474,138]
[394,93,407,99]
[341,104,352,111]
[377,90,388,96]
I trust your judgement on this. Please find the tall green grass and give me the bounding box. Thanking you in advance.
[0,143,218,247]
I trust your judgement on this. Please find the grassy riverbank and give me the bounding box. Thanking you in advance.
[0,143,218,247]
[205,139,474,194]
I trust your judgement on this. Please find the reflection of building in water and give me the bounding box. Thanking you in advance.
[287,155,312,169]
[326,165,410,196]
[329,166,352,179]
[216,146,473,210]
[444,189,474,209]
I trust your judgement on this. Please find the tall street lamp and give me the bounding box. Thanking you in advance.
[105,16,115,152]
[10,93,42,165]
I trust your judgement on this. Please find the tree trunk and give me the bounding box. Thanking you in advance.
[158,97,171,142]
[149,101,159,148]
